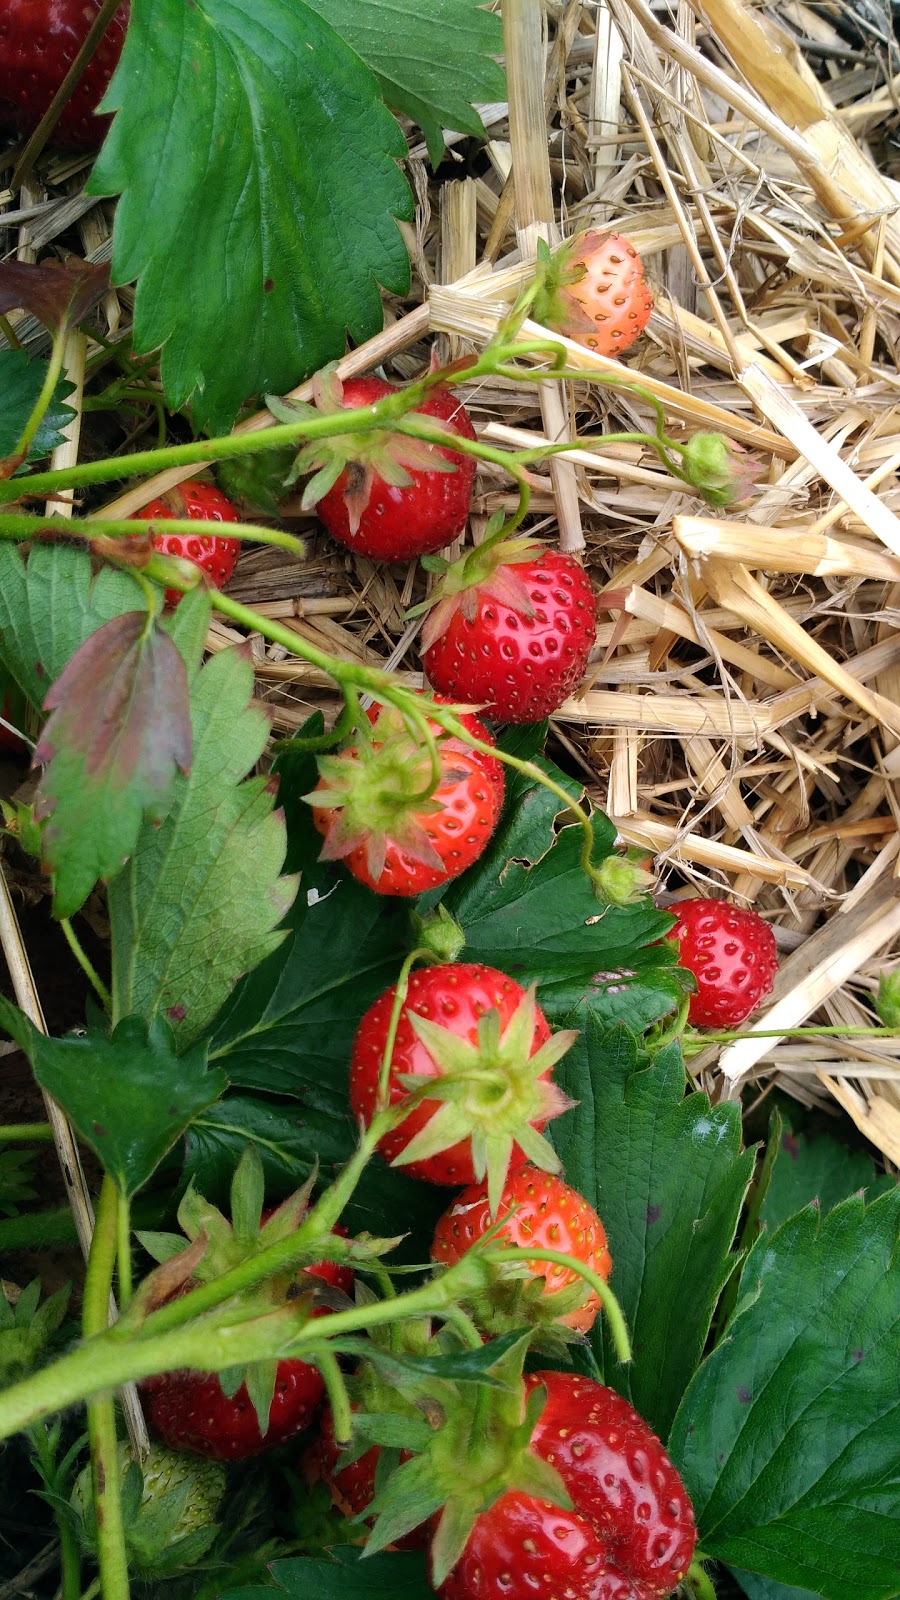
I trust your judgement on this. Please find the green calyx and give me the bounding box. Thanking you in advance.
[530,233,587,333]
[593,849,657,907]
[308,717,449,881]
[450,1265,591,1353]
[392,987,578,1215]
[415,531,543,651]
[267,364,456,534]
[363,1333,570,1587]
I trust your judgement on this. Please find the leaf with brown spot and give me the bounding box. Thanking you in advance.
[0,260,111,334]
[35,612,192,917]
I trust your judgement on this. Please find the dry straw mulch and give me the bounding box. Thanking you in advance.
[6,0,900,1173]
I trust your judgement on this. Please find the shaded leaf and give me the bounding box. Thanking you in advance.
[302,0,505,165]
[0,349,75,465]
[90,0,411,433]
[219,1547,432,1600]
[34,613,192,917]
[732,1573,826,1600]
[0,543,144,711]
[108,646,296,1048]
[670,1188,900,1600]
[760,1127,895,1235]
[26,1013,226,1196]
[0,260,110,333]
[551,1018,754,1438]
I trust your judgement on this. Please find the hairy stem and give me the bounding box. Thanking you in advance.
[82,1176,129,1600]
[0,1261,472,1441]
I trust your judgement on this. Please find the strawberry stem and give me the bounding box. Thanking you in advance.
[376,948,433,1114]
[59,917,112,1012]
[485,1246,632,1364]
[82,1175,130,1600]
[12,327,68,463]
[0,512,305,561]
[317,1348,354,1446]
[685,1557,719,1600]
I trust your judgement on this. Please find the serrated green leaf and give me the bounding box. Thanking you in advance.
[670,1188,900,1600]
[302,0,505,166]
[89,0,412,433]
[28,1014,227,1196]
[108,645,297,1047]
[0,349,74,464]
[35,614,192,917]
[760,1127,895,1235]
[0,543,144,711]
[551,1018,754,1438]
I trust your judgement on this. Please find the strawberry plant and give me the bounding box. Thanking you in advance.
[0,8,897,1600]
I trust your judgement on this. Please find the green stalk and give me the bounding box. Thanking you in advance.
[82,1176,130,1600]
[0,514,306,561]
[486,1246,632,1364]
[316,1349,353,1445]
[0,1121,53,1141]
[376,948,431,1111]
[117,1192,132,1310]
[60,919,111,1012]
[0,1261,471,1441]
[686,1557,718,1600]
[13,328,67,461]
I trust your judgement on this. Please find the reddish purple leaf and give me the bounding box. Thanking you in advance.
[35,612,192,916]
[0,259,111,334]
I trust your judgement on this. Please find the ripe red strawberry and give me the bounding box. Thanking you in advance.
[523,1373,697,1595]
[136,479,241,607]
[431,1165,611,1334]
[669,898,778,1029]
[140,1152,353,1461]
[349,963,576,1209]
[533,232,653,359]
[421,538,597,723]
[0,1,129,151]
[440,1492,649,1600]
[308,699,503,897]
[289,369,477,560]
[359,1357,696,1598]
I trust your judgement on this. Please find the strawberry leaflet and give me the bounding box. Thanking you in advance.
[88,0,412,433]
[34,612,192,917]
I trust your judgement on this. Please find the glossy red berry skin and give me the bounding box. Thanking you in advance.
[349,963,553,1187]
[669,898,778,1029]
[431,1165,611,1333]
[440,1490,648,1600]
[136,480,241,607]
[315,379,477,561]
[423,550,597,723]
[0,1,129,151]
[141,1359,325,1463]
[524,1373,697,1595]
